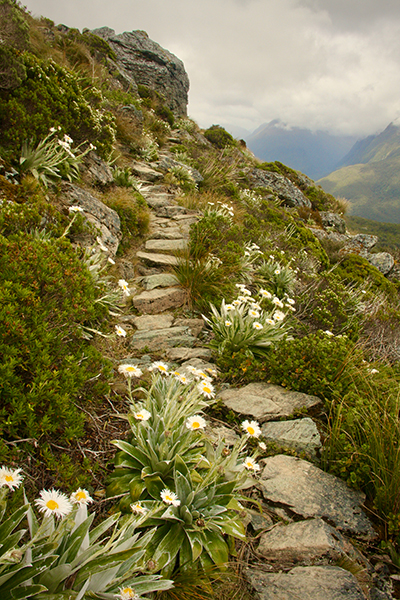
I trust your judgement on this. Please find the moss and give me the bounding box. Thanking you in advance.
[335,254,397,296]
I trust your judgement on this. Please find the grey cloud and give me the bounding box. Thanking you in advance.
[22,0,400,137]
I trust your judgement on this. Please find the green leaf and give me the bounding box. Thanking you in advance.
[144,475,165,500]
[202,530,229,566]
[151,523,185,571]
[220,516,246,540]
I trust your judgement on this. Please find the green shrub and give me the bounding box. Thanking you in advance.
[264,331,363,399]
[335,253,396,296]
[0,53,116,159]
[0,234,110,471]
[204,125,235,149]
[102,188,149,254]
[0,0,29,90]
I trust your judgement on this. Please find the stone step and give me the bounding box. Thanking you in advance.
[145,195,171,209]
[144,238,187,254]
[132,313,174,331]
[140,273,180,290]
[149,228,184,240]
[131,161,164,182]
[257,518,353,567]
[166,347,212,362]
[261,417,321,457]
[245,566,367,600]
[218,382,321,422]
[136,250,180,268]
[132,286,185,314]
[258,454,376,538]
[155,205,189,218]
[130,326,195,351]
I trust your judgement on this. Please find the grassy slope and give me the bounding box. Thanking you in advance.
[318,150,400,223]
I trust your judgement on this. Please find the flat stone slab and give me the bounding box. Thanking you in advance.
[246,566,367,600]
[156,205,188,218]
[137,251,179,267]
[173,318,204,337]
[145,194,171,209]
[141,273,179,290]
[149,228,184,240]
[262,418,321,456]
[208,424,239,447]
[132,313,174,331]
[132,287,185,314]
[259,455,376,538]
[166,347,212,362]
[145,238,187,253]
[130,326,195,350]
[218,382,321,422]
[257,518,350,566]
[131,161,164,182]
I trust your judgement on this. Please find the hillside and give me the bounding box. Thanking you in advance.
[1,2,400,599]
[318,121,400,223]
[246,120,357,180]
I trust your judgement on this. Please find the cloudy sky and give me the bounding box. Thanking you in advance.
[22,0,400,138]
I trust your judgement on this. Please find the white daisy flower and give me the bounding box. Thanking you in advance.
[205,368,217,378]
[265,318,275,325]
[248,309,260,318]
[242,288,252,296]
[274,268,281,275]
[35,489,73,519]
[175,372,191,385]
[131,502,147,515]
[149,361,169,375]
[324,330,334,337]
[0,467,23,490]
[273,310,285,322]
[186,415,207,431]
[259,442,267,451]
[243,457,260,471]
[108,257,115,265]
[236,283,246,289]
[117,587,140,600]
[250,303,262,311]
[237,295,249,303]
[241,420,262,438]
[286,298,295,305]
[160,488,180,507]
[118,279,131,297]
[68,205,83,213]
[232,299,241,306]
[118,364,143,378]
[70,488,93,506]
[225,304,234,311]
[133,409,151,421]
[272,297,284,308]
[259,289,272,299]
[115,325,127,337]
[253,322,263,330]
[197,380,215,398]
[368,368,379,374]
[225,320,232,327]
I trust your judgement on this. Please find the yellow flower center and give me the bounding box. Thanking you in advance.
[46,500,59,511]
[75,491,86,501]
[247,427,255,435]
[122,589,134,597]
[203,386,211,393]
[5,475,13,482]
[165,495,173,502]
[192,421,200,429]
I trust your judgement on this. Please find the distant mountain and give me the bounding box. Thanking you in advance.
[245,120,357,180]
[318,120,400,224]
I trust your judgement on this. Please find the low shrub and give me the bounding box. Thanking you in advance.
[0,53,116,159]
[204,125,236,149]
[102,188,149,254]
[0,233,110,478]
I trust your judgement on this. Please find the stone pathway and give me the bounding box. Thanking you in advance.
[116,159,391,600]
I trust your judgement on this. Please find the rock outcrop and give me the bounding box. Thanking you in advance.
[93,27,189,116]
